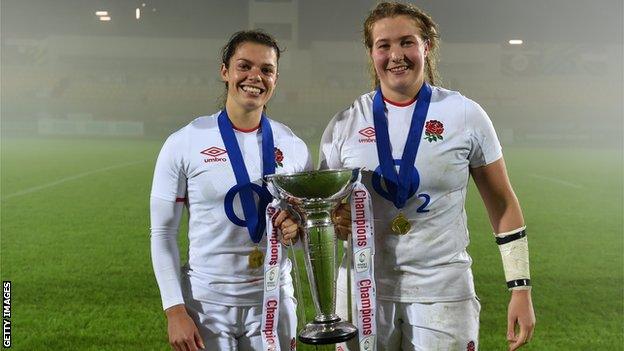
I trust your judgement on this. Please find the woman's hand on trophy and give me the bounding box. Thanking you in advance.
[274,210,300,245]
[332,203,352,240]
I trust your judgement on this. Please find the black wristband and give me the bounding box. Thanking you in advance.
[495,229,527,245]
[507,279,531,289]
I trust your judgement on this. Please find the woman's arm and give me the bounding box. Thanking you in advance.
[470,157,535,351]
[469,157,523,233]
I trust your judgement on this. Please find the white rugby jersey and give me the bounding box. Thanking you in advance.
[320,87,502,302]
[151,111,312,309]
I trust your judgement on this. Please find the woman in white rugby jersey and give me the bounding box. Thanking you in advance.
[321,2,535,350]
[150,30,310,351]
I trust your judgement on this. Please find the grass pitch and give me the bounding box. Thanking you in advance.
[1,137,622,350]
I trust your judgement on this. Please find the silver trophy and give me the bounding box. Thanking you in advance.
[265,168,360,344]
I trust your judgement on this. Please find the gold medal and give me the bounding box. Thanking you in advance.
[248,246,264,269]
[391,212,411,235]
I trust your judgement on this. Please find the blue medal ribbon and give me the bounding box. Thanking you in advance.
[372,83,432,209]
[218,110,275,243]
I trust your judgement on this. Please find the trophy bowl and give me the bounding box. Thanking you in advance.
[265,168,360,344]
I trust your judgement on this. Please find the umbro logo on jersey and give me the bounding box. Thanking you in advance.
[359,127,376,138]
[201,147,227,163]
[358,127,376,143]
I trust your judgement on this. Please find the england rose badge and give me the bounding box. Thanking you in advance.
[424,120,444,142]
[274,147,284,168]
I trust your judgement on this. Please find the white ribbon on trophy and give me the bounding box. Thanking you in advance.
[350,181,377,351]
[261,201,282,351]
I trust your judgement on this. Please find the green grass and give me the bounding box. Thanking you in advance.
[1,138,622,350]
[468,147,623,350]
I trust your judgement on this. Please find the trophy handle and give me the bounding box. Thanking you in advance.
[288,241,307,332]
[346,233,353,324]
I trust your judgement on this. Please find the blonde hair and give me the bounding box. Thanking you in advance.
[363,1,440,87]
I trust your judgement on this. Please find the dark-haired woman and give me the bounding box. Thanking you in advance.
[150,30,310,351]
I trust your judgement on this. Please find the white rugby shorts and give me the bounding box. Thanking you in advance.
[335,288,480,351]
[183,283,298,351]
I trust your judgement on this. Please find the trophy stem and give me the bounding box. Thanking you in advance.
[302,223,338,321]
[299,223,357,344]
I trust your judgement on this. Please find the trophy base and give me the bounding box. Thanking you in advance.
[298,319,358,345]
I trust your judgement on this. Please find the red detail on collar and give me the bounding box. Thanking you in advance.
[384,96,416,107]
[232,124,260,133]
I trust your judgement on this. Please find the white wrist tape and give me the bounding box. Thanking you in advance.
[495,226,531,290]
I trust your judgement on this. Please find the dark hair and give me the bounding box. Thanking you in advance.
[363,1,441,87]
[221,29,283,69]
[219,30,283,108]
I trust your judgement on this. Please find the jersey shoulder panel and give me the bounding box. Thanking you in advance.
[187,112,220,132]
[160,112,222,171]
[457,94,503,166]
[267,118,312,171]
[268,118,308,148]
[267,117,298,139]
[164,112,220,144]
[330,91,376,139]
[430,86,491,131]
[460,94,494,132]
[430,86,466,106]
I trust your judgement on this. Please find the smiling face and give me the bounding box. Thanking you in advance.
[370,15,429,101]
[220,42,278,115]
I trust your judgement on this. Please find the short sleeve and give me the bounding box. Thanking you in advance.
[466,99,503,168]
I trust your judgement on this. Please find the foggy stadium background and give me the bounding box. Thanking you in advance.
[1,1,623,350]
[2,0,622,146]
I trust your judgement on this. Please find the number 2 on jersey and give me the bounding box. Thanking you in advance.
[417,193,430,213]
